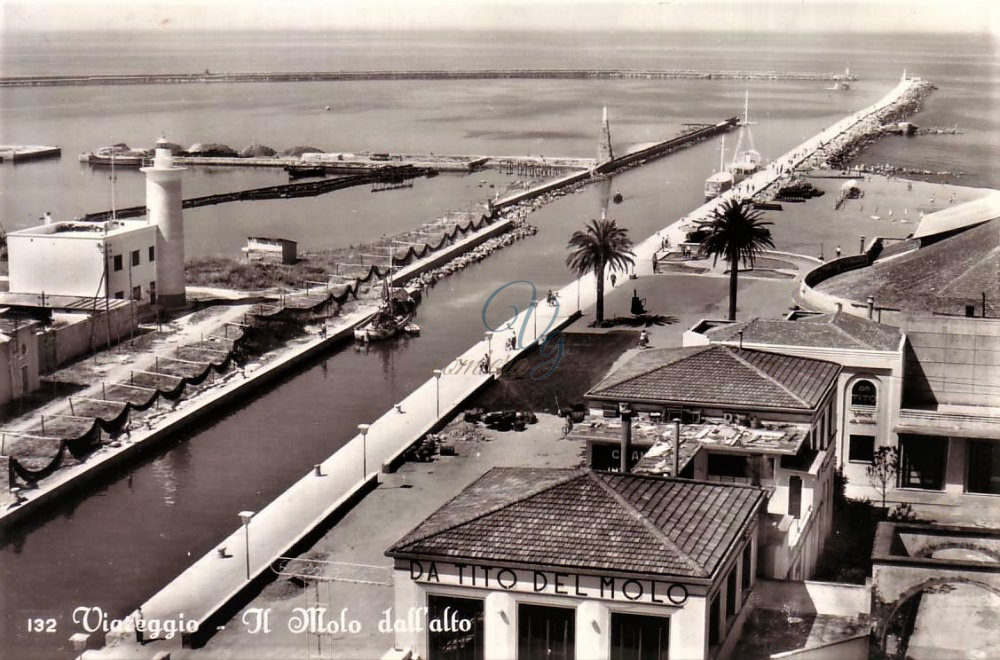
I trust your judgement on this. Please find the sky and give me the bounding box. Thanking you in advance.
[1,0,997,35]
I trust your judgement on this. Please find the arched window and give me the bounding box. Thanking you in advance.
[851,380,877,407]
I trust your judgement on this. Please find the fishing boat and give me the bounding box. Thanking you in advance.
[284,164,326,179]
[704,135,734,201]
[79,145,150,167]
[354,282,417,342]
[354,247,418,342]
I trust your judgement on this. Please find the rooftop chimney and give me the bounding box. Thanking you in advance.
[619,402,633,473]
[672,418,681,478]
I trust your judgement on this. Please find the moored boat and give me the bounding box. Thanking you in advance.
[354,275,418,343]
[704,135,734,201]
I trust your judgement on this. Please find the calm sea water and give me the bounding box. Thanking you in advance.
[0,30,996,658]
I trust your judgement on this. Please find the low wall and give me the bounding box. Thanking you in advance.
[802,580,870,617]
[770,633,868,660]
[40,304,141,373]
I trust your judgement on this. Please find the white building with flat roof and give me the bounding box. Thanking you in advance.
[7,219,159,302]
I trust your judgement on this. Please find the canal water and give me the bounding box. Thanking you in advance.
[1,31,995,658]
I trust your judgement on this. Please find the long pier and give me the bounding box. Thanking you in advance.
[2,68,857,88]
[82,165,431,222]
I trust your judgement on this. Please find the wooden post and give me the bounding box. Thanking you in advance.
[69,398,75,416]
[40,415,45,436]
[102,381,107,400]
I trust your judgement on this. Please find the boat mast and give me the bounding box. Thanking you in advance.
[110,152,118,223]
[718,135,726,173]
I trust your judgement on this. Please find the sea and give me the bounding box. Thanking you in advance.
[0,28,996,658]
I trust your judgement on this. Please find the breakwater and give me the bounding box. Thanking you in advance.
[1,68,858,88]
[82,166,430,222]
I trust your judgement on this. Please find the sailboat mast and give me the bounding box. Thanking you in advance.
[719,136,726,172]
[110,152,117,224]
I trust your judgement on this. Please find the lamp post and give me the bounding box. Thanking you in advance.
[531,300,538,341]
[238,510,254,580]
[357,424,370,479]
[433,369,443,417]
[484,331,493,372]
[576,278,581,312]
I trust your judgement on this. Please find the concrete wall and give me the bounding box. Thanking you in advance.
[39,307,139,372]
[770,634,868,660]
[899,316,1000,409]
[8,224,158,300]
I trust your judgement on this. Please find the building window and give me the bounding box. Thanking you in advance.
[708,593,721,647]
[149,282,156,304]
[132,285,142,300]
[725,567,738,619]
[900,435,947,490]
[967,440,1000,495]
[849,435,876,463]
[741,543,753,593]
[427,595,484,660]
[114,291,124,299]
[707,453,749,483]
[113,254,123,271]
[788,475,803,518]
[518,603,574,660]
[131,249,140,266]
[149,245,155,261]
[611,613,669,660]
[851,380,877,407]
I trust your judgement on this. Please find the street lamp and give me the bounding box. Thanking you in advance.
[238,510,254,580]
[530,300,538,340]
[484,331,493,372]
[357,423,371,479]
[576,278,581,312]
[433,370,443,417]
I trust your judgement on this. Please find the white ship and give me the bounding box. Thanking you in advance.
[704,135,734,201]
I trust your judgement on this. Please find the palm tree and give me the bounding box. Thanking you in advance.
[566,217,635,325]
[699,198,775,321]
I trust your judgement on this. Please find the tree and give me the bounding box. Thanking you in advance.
[566,217,635,325]
[867,446,899,510]
[698,198,775,321]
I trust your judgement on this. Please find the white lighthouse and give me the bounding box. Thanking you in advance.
[141,142,186,308]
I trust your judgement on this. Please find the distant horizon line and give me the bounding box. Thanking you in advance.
[3,26,993,36]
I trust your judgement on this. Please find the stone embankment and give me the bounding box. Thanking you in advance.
[820,81,936,170]
[852,162,964,178]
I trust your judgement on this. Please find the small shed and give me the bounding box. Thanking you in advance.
[242,237,297,265]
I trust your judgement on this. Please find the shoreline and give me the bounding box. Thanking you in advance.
[0,68,857,88]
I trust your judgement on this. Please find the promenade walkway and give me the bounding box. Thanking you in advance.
[91,76,921,656]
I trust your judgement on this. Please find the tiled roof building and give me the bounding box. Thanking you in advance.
[389,467,764,579]
[386,468,765,660]
[587,345,840,412]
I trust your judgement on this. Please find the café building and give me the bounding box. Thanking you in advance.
[385,467,765,660]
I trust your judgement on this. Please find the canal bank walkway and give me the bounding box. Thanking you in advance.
[86,77,922,658]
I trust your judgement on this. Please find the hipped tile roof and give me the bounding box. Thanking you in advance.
[387,468,764,579]
[586,345,840,411]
